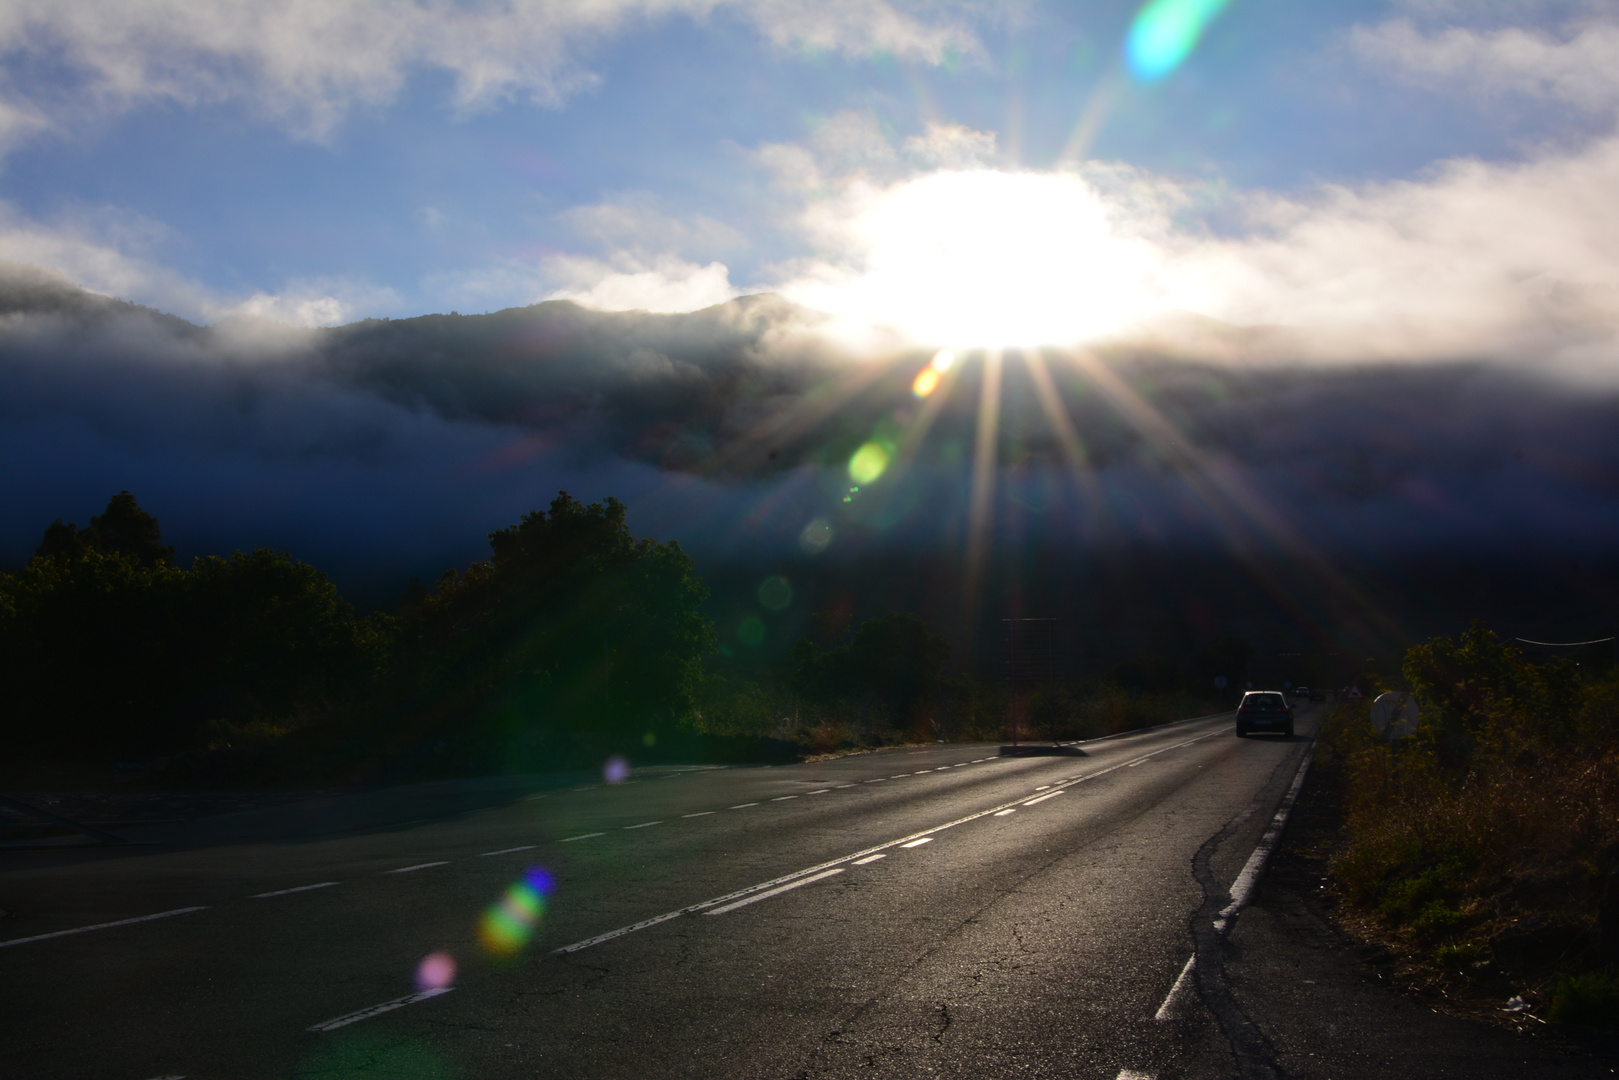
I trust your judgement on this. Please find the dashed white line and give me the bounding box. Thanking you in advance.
[522,793,548,801]
[704,869,845,915]
[554,910,685,954]
[771,796,798,801]
[1023,791,1065,807]
[307,987,453,1032]
[729,802,758,809]
[994,808,1017,816]
[682,811,715,818]
[559,832,604,842]
[1116,1070,1156,1080]
[251,882,339,898]
[478,846,535,857]
[0,906,209,949]
[863,778,885,783]
[808,789,830,794]
[891,774,911,778]
[624,821,662,830]
[1154,954,1198,1022]
[834,784,856,789]
[852,853,887,865]
[901,837,933,848]
[385,861,449,874]
[1034,785,1051,790]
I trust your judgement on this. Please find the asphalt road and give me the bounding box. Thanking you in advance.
[1,706,1611,1080]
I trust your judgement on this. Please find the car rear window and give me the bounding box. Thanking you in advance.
[1244,693,1285,710]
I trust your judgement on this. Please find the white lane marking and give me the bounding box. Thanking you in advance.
[891,774,911,778]
[1023,791,1065,807]
[729,803,758,809]
[385,861,449,874]
[1215,754,1313,931]
[863,778,885,783]
[306,987,453,1032]
[1155,745,1313,1020]
[994,809,1017,817]
[552,726,1228,955]
[852,854,887,865]
[771,796,798,801]
[808,789,830,795]
[1154,954,1198,1022]
[704,869,845,916]
[834,784,856,788]
[1117,1071,1156,1080]
[560,832,604,842]
[251,882,340,898]
[555,911,685,954]
[1128,760,1144,767]
[478,846,535,857]
[901,837,933,848]
[522,794,548,801]
[682,811,715,818]
[624,821,662,830]
[0,906,208,949]
[953,762,968,767]
[1035,785,1051,790]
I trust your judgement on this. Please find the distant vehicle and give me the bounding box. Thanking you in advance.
[1236,690,1294,737]
[1310,688,1326,702]
[1293,686,1309,698]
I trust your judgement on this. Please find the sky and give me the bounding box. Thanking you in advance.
[3,0,1619,662]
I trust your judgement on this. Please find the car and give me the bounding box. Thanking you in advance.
[1236,690,1294,737]
[1310,688,1326,702]
[1293,685,1310,699]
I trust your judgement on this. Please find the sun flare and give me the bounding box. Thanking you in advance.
[786,170,1168,349]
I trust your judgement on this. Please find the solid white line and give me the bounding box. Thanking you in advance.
[729,803,758,809]
[306,987,453,1032]
[771,796,797,801]
[625,821,662,829]
[682,811,715,818]
[0,906,209,949]
[478,846,535,857]
[1023,791,1065,806]
[559,832,604,842]
[852,853,887,865]
[251,882,340,898]
[550,727,1227,956]
[704,869,845,915]
[901,837,933,848]
[1153,954,1197,1022]
[1215,754,1313,932]
[1154,744,1314,1021]
[385,861,449,874]
[994,809,1017,816]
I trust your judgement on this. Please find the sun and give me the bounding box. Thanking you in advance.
[787,169,1167,349]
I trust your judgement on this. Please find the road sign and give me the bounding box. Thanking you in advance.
[1345,684,1362,700]
[1213,675,1227,689]
[1370,691,1419,739]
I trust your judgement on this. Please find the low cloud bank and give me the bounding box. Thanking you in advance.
[2,261,1617,642]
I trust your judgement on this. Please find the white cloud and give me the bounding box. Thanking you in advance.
[1352,15,1619,111]
[759,117,1619,376]
[0,198,391,327]
[562,194,746,259]
[0,1,989,149]
[544,253,740,313]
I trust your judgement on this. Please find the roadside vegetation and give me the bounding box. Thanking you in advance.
[1315,623,1619,1028]
[0,491,1239,783]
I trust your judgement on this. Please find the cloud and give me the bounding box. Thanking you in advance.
[0,1,990,151]
[754,114,1619,375]
[543,253,741,313]
[1352,14,1619,111]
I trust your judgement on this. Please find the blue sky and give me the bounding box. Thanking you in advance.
[1,0,1615,343]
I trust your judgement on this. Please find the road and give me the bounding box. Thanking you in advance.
[0,706,1609,1079]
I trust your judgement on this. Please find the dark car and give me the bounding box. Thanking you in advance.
[1310,688,1326,702]
[1236,690,1294,737]
[1293,685,1310,699]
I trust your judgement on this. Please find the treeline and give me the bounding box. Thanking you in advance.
[0,490,1240,779]
[1317,623,1619,1026]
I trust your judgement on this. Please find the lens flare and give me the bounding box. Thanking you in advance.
[849,442,890,484]
[912,368,941,397]
[477,866,554,956]
[738,616,766,647]
[799,518,833,554]
[757,576,793,611]
[1126,0,1230,82]
[414,951,456,992]
[603,755,630,784]
[931,349,955,373]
